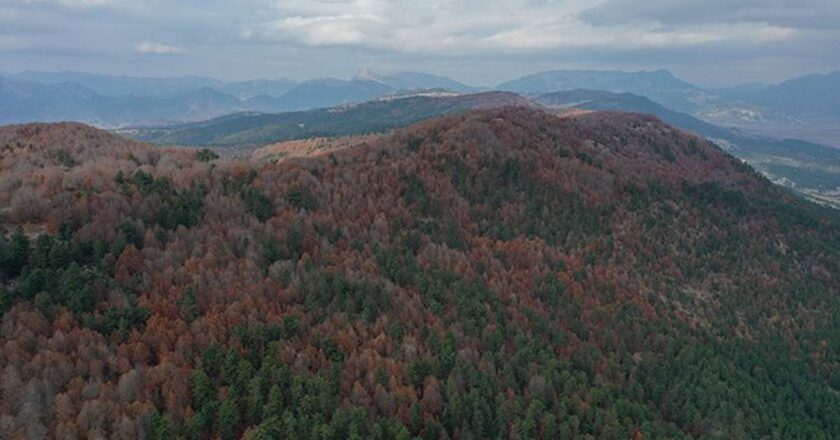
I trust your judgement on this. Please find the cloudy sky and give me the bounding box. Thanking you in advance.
[1,0,838,86]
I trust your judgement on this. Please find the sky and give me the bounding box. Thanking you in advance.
[0,0,838,87]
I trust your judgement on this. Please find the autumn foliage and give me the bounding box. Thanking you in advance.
[1,109,840,439]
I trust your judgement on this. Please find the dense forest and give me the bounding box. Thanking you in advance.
[1,108,840,439]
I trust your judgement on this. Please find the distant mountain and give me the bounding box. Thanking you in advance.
[0,69,479,125]
[719,71,840,119]
[6,71,222,98]
[0,77,109,124]
[535,89,840,206]
[128,91,531,146]
[0,77,247,127]
[275,78,394,111]
[496,69,840,148]
[216,79,298,99]
[5,71,298,100]
[379,71,475,92]
[691,76,840,149]
[0,69,485,127]
[267,70,476,112]
[5,68,840,150]
[535,89,729,138]
[498,69,710,113]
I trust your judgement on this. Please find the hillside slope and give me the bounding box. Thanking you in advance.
[1,108,840,439]
[536,90,840,207]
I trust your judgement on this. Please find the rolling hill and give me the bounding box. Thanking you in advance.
[128,91,531,146]
[2,107,840,439]
[535,90,840,207]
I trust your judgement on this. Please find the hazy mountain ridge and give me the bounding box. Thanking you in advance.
[3,68,839,137]
[4,71,223,98]
[0,77,253,127]
[127,91,531,146]
[497,70,840,148]
[496,69,708,113]
[3,67,840,154]
[717,71,840,119]
[0,70,478,127]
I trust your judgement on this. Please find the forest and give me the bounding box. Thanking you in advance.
[1,108,840,439]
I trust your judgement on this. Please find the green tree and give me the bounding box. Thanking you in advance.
[218,399,240,440]
[191,369,215,409]
[287,186,317,210]
[59,263,96,315]
[242,188,274,222]
[2,229,30,277]
[195,149,219,162]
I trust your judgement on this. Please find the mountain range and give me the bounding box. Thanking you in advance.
[0,70,476,127]
[497,70,840,149]
[497,69,709,113]
[3,68,839,147]
[127,91,529,146]
[717,71,840,119]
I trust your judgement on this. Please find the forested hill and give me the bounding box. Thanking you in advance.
[128,91,530,147]
[2,107,840,439]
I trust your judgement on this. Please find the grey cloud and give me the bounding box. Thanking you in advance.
[0,0,837,87]
[580,0,840,29]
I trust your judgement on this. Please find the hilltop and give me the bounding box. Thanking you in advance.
[1,108,840,439]
[534,89,840,207]
[0,121,152,154]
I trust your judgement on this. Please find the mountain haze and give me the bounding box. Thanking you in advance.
[497,69,708,113]
[719,71,840,119]
[4,71,222,98]
[0,70,480,127]
[3,68,840,150]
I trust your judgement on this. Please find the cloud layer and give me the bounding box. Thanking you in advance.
[0,0,837,86]
[134,41,182,54]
